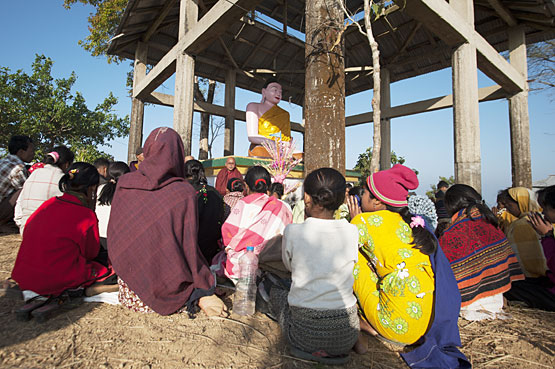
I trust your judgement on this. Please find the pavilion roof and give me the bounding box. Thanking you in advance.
[108,0,555,105]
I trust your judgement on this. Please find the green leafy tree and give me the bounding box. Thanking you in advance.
[425,176,455,200]
[0,54,129,162]
[354,147,418,185]
[63,0,128,63]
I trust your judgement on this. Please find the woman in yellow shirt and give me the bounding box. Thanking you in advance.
[349,165,437,347]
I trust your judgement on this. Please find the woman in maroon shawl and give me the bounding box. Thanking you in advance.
[108,127,227,317]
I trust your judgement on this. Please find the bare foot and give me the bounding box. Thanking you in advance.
[359,317,378,336]
[198,295,229,317]
[84,284,118,297]
[353,333,368,354]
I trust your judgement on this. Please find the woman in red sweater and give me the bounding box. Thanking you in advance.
[12,162,114,296]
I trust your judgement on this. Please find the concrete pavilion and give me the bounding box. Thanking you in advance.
[107,0,555,192]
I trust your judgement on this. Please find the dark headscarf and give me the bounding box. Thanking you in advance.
[108,127,214,315]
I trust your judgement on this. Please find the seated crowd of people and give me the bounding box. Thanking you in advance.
[1,130,554,367]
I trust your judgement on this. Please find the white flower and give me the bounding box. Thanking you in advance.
[396,262,409,279]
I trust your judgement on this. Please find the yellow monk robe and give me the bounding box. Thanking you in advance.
[258,105,291,142]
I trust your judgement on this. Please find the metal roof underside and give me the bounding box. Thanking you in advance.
[108,0,555,106]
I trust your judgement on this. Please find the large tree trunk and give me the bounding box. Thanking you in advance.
[194,78,216,160]
[304,0,346,175]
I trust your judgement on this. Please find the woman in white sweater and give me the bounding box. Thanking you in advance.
[267,168,359,365]
[14,146,74,234]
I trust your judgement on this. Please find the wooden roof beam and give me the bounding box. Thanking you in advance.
[134,5,165,15]
[388,21,422,64]
[240,32,267,69]
[248,68,304,74]
[240,17,305,48]
[218,37,239,69]
[345,85,507,126]
[486,0,518,27]
[142,0,178,42]
[133,0,260,100]
[392,0,526,94]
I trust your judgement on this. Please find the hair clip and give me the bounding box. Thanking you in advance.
[410,215,425,229]
[255,178,267,186]
[68,168,79,179]
[48,151,60,163]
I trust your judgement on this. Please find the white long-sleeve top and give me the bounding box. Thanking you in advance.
[282,217,358,310]
[14,164,64,235]
[95,184,111,239]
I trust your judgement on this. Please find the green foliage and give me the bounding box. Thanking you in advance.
[0,54,129,162]
[72,143,114,163]
[425,176,455,200]
[63,0,128,63]
[354,147,418,185]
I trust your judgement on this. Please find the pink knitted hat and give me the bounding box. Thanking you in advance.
[367,164,419,207]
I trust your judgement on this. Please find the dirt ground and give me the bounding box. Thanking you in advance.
[1,225,554,369]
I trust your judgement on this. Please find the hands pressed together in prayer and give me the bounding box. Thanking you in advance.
[347,195,362,220]
[528,212,554,237]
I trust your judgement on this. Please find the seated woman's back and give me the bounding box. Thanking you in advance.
[108,127,215,316]
[498,187,547,278]
[12,162,109,296]
[438,184,524,316]
[184,159,224,263]
[223,166,292,282]
[14,146,74,234]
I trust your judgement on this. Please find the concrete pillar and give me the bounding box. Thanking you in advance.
[128,41,147,164]
[173,0,198,156]
[304,0,345,175]
[379,68,391,170]
[451,0,481,192]
[224,69,236,156]
[508,26,532,188]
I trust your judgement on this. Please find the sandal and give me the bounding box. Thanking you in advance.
[255,278,276,321]
[15,295,50,321]
[289,346,350,365]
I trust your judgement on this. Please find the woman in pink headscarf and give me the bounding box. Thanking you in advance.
[108,127,226,317]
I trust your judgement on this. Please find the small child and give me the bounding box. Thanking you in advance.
[96,161,130,263]
[267,168,359,364]
[12,162,115,297]
[223,177,244,220]
[269,182,284,199]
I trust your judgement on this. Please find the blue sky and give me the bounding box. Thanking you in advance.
[2,1,553,204]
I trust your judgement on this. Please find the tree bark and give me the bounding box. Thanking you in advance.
[304,0,346,175]
[194,78,216,160]
[364,0,381,174]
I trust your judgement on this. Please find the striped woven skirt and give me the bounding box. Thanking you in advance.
[269,287,359,356]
